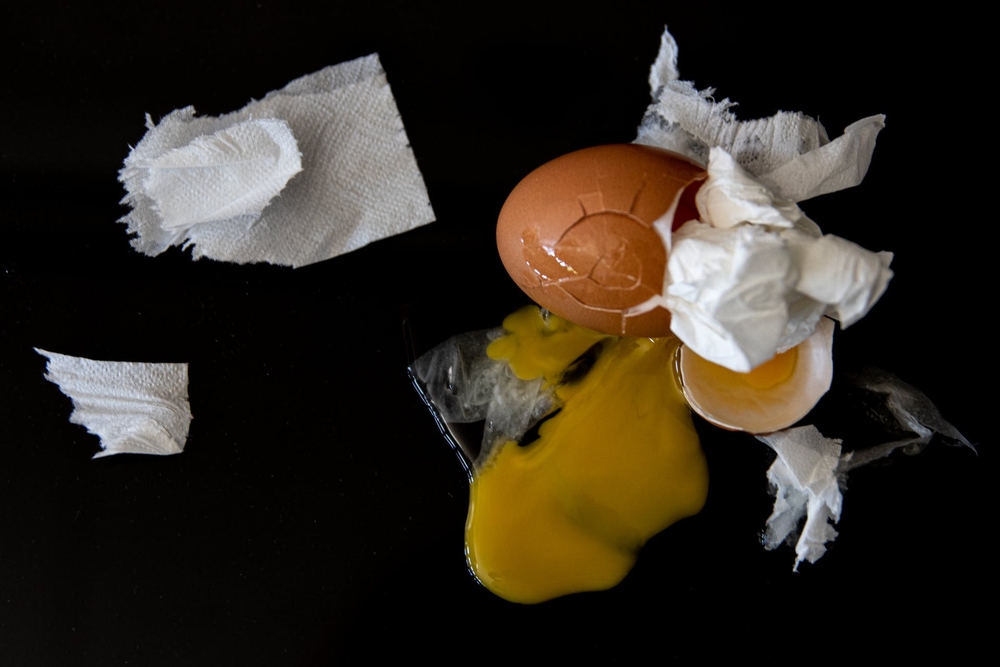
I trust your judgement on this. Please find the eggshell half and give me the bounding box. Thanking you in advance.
[677,317,835,434]
[497,144,706,337]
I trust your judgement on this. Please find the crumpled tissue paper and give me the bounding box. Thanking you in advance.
[665,148,894,371]
[757,426,844,571]
[635,27,893,372]
[120,53,435,267]
[36,349,191,458]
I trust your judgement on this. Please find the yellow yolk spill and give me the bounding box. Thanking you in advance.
[485,306,609,384]
[465,307,708,604]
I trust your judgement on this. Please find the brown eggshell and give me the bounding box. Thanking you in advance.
[497,144,706,337]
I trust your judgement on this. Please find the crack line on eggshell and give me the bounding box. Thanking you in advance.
[553,284,629,314]
[545,231,647,291]
[551,286,631,336]
[578,189,606,215]
[625,294,670,317]
[537,252,644,291]
[538,242,581,276]
[550,281,660,320]
[551,210,649,245]
[628,176,648,217]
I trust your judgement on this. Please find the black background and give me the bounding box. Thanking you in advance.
[2,2,989,663]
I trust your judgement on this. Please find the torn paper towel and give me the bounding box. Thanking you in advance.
[120,53,435,267]
[757,426,844,571]
[634,29,893,372]
[36,349,191,458]
[636,26,884,204]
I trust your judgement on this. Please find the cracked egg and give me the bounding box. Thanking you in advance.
[497,144,706,337]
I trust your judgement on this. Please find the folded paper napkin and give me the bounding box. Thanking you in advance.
[36,349,191,458]
[119,54,435,267]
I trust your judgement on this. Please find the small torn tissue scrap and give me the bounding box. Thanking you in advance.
[119,54,435,268]
[757,426,844,571]
[758,370,973,571]
[36,349,191,458]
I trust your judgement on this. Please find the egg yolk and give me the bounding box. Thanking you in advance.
[695,346,799,391]
[465,307,708,603]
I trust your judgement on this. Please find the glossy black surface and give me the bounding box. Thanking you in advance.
[2,3,987,663]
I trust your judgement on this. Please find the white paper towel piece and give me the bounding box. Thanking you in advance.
[757,426,844,571]
[648,28,680,99]
[694,147,806,231]
[794,235,894,328]
[636,27,884,204]
[36,349,191,458]
[144,118,302,231]
[666,221,795,372]
[120,53,435,267]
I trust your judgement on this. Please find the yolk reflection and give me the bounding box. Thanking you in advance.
[465,307,708,603]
